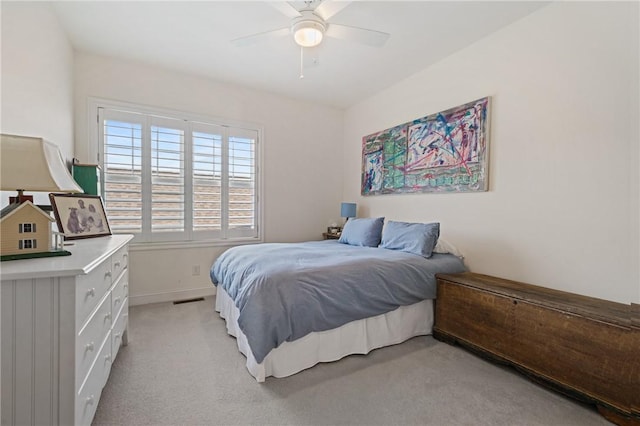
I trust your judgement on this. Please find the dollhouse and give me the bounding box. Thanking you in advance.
[0,201,56,258]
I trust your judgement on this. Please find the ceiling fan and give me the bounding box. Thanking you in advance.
[231,1,390,77]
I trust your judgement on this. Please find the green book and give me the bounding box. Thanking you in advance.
[72,164,101,196]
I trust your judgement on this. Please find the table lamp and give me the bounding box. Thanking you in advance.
[1,134,83,204]
[340,202,356,224]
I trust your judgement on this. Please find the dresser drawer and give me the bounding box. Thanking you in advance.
[111,246,129,282]
[111,272,128,317]
[77,295,112,389]
[112,298,129,358]
[98,336,114,390]
[76,259,113,323]
[76,335,111,426]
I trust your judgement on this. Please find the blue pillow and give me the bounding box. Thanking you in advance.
[380,221,440,258]
[338,217,384,247]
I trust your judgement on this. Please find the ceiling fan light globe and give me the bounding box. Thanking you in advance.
[294,26,324,47]
[291,13,326,48]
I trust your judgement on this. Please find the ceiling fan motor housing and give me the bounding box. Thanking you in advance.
[291,11,327,47]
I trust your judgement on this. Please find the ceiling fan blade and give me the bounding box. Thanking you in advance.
[314,0,351,21]
[326,24,390,47]
[268,2,302,19]
[231,27,290,47]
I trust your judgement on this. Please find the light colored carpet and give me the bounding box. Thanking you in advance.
[93,297,610,426]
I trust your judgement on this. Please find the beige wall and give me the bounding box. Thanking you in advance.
[343,2,640,304]
[73,53,344,304]
[1,2,75,207]
[4,2,638,305]
[0,5,74,418]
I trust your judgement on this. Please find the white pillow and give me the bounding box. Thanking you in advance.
[433,238,464,259]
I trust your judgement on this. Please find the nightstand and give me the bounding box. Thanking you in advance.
[322,232,340,240]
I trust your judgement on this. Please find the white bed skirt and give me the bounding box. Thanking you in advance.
[215,287,434,382]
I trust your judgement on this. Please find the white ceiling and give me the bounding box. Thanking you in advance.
[52,1,547,109]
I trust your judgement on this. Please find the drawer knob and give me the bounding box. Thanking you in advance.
[105,354,112,362]
[123,253,128,259]
[115,261,121,268]
[86,395,95,405]
[124,284,129,290]
[105,271,112,278]
[114,332,121,340]
[86,288,95,297]
[104,313,111,321]
[85,342,94,352]
[114,297,121,305]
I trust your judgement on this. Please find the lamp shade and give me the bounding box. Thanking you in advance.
[340,202,357,219]
[1,134,82,193]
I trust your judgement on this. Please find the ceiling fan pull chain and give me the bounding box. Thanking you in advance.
[299,46,304,79]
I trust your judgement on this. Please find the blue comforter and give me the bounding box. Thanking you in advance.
[210,240,466,363]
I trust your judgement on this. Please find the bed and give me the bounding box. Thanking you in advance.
[210,220,466,382]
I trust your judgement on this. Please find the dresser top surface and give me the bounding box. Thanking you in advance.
[1,234,133,280]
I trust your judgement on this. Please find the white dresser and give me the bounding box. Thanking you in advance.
[1,234,133,426]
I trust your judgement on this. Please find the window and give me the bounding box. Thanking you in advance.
[19,239,37,250]
[19,223,36,233]
[97,105,260,243]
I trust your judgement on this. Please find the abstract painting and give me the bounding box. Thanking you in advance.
[361,97,490,195]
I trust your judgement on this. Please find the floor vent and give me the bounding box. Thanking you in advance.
[173,297,205,305]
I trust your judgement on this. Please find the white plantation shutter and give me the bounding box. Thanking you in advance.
[191,122,224,238]
[228,128,258,238]
[150,118,185,237]
[101,110,144,234]
[98,106,260,243]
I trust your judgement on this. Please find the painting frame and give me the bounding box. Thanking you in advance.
[327,226,341,235]
[361,97,491,195]
[49,193,112,240]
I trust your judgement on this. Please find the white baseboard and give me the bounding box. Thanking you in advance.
[130,286,216,306]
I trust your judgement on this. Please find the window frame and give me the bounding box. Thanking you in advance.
[19,239,37,250]
[19,223,36,233]
[87,97,264,247]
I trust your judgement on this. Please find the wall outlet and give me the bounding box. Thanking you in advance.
[191,265,200,276]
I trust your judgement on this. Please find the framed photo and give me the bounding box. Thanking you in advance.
[327,226,341,235]
[49,193,112,240]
